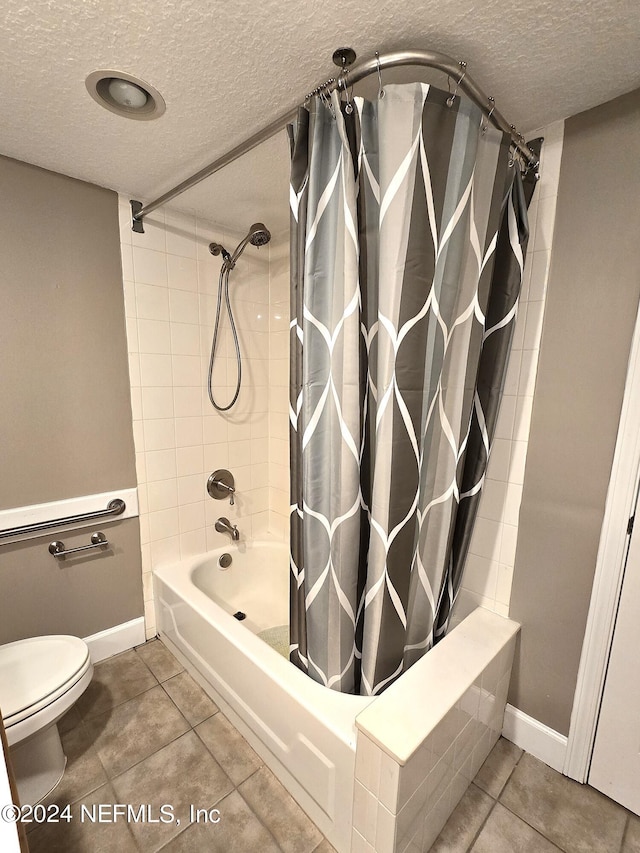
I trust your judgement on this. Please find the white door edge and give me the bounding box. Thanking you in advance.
[565,295,640,782]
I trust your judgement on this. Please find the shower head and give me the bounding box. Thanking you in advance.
[227,222,272,266]
[248,223,271,247]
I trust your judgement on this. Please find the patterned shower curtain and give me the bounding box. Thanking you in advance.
[289,83,535,695]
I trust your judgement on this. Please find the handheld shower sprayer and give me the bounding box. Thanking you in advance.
[207,223,272,411]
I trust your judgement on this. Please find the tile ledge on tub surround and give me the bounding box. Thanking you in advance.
[354,607,520,766]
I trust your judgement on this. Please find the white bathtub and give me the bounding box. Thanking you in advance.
[153,541,373,849]
[154,541,520,853]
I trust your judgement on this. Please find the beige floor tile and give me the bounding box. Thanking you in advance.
[158,789,280,853]
[473,737,523,799]
[471,802,562,852]
[85,685,190,777]
[196,712,262,785]
[136,639,184,682]
[27,782,138,853]
[76,649,157,719]
[162,670,218,725]
[624,815,640,853]
[239,766,323,853]
[500,753,628,853]
[429,784,494,852]
[112,730,233,852]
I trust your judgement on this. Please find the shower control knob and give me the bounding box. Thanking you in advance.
[207,469,236,505]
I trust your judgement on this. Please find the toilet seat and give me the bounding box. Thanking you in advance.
[0,636,92,746]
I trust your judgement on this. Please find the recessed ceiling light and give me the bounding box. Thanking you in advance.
[85,70,165,120]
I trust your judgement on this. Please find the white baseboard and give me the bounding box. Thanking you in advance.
[502,704,568,773]
[84,617,145,663]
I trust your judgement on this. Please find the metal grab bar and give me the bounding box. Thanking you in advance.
[49,531,109,558]
[0,498,126,540]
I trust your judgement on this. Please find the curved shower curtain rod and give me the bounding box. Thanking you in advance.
[130,47,540,232]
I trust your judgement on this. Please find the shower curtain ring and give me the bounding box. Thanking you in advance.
[375,51,385,99]
[341,66,354,114]
[446,60,467,107]
[481,96,496,134]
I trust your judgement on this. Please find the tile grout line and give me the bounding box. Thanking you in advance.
[133,645,288,853]
[490,747,568,852]
[64,642,328,853]
[463,796,500,853]
[457,745,527,852]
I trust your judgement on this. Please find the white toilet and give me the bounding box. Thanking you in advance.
[0,635,93,805]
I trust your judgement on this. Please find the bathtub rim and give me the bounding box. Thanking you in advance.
[153,542,373,750]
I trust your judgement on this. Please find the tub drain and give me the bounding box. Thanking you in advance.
[233,611,246,621]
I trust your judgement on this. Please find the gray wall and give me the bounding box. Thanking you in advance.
[509,88,640,735]
[0,155,142,639]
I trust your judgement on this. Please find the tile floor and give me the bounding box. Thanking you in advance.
[26,639,334,853]
[22,639,640,853]
[430,737,640,853]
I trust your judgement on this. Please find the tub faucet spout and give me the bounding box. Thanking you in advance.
[215,517,239,541]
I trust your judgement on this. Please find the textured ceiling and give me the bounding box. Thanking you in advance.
[2,0,639,230]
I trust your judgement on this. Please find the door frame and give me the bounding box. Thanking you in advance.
[564,296,640,782]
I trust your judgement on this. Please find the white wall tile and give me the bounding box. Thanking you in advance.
[523,300,545,351]
[179,501,206,533]
[499,524,518,568]
[513,395,533,444]
[176,417,203,447]
[126,318,139,354]
[177,474,205,505]
[132,212,166,253]
[502,482,523,527]
[176,445,204,477]
[486,439,511,483]
[462,554,498,600]
[508,441,528,486]
[146,449,177,482]
[136,283,170,321]
[149,535,181,568]
[167,254,198,292]
[143,419,176,451]
[133,247,167,286]
[169,289,200,324]
[128,353,141,387]
[171,322,200,356]
[173,386,202,418]
[148,508,180,541]
[147,479,178,513]
[528,250,551,302]
[138,319,171,354]
[139,353,172,386]
[142,387,174,420]
[494,395,516,441]
[355,735,382,795]
[120,207,295,637]
[477,480,507,523]
[180,528,207,558]
[123,280,137,318]
[353,781,379,846]
[165,213,197,258]
[172,355,201,386]
[203,442,229,470]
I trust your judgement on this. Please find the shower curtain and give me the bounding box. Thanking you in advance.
[289,83,535,695]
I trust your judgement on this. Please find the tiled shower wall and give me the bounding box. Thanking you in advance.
[457,121,565,620]
[118,199,289,637]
